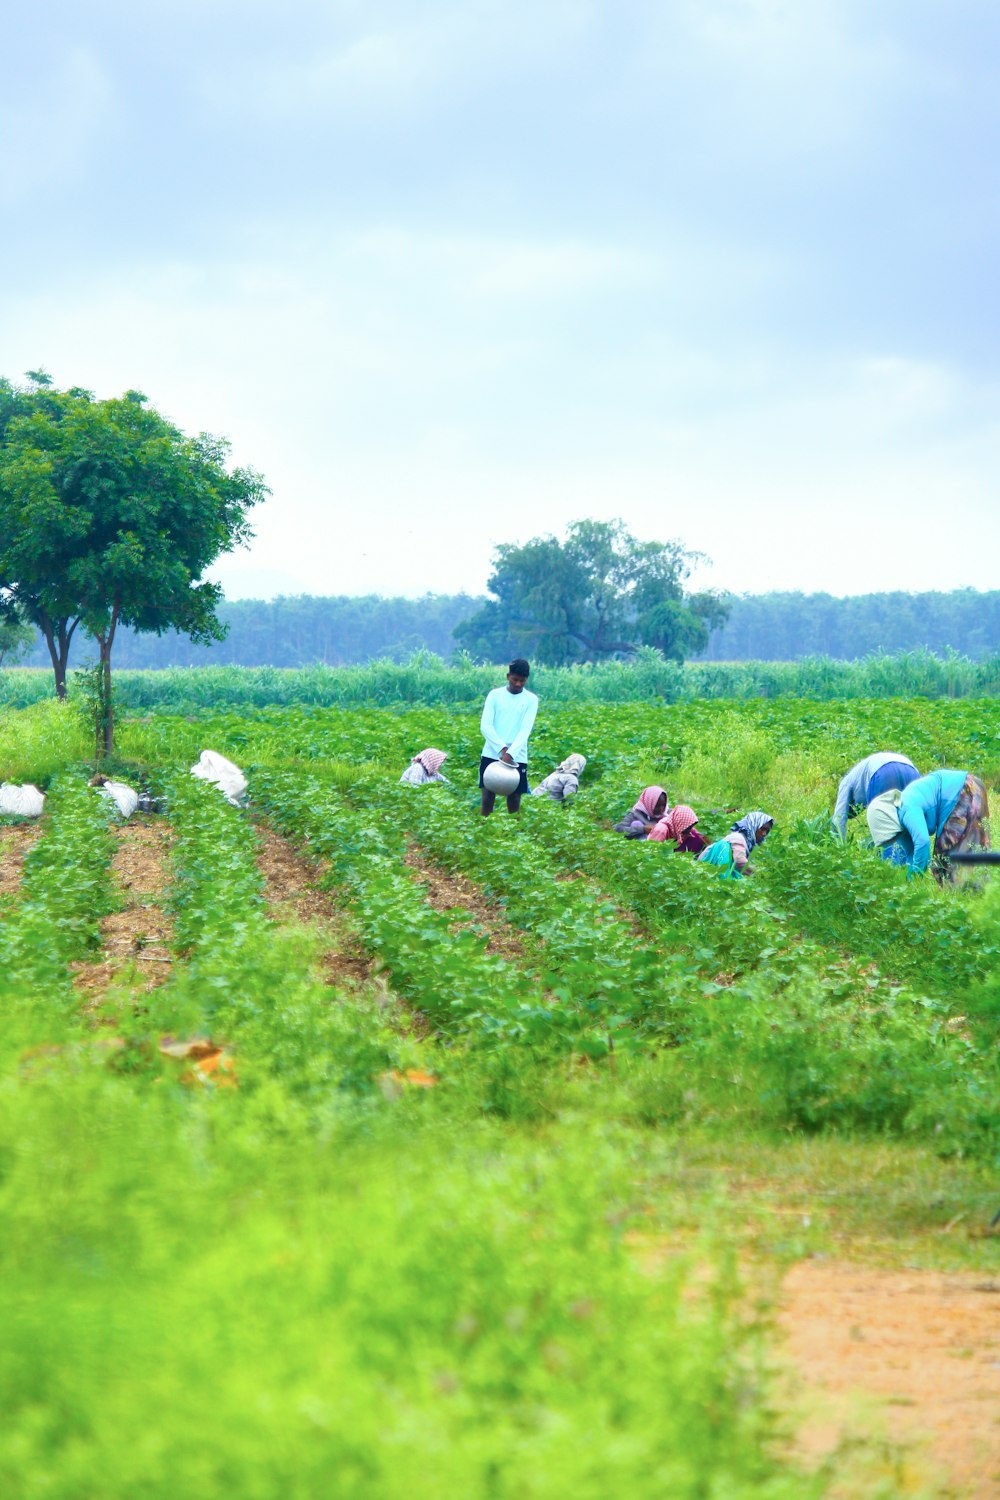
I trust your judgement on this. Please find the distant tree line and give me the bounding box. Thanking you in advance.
[13,593,484,670]
[8,588,998,671]
[697,590,1000,661]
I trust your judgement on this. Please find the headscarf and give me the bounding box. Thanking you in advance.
[632,785,668,818]
[731,810,774,852]
[559,754,587,776]
[866,789,903,846]
[414,748,448,777]
[655,804,698,841]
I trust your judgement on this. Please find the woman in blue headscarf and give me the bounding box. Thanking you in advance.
[699,811,774,879]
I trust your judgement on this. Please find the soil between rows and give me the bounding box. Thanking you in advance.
[0,822,42,896]
[403,842,528,961]
[73,818,174,999]
[781,1260,1000,1497]
[255,821,372,985]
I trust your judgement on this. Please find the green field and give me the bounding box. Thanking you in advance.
[1,680,998,1497]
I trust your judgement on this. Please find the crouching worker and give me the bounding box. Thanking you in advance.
[0,782,45,818]
[532,753,586,802]
[832,752,919,839]
[867,770,989,879]
[89,773,140,819]
[699,811,774,878]
[479,658,538,817]
[648,803,707,855]
[400,748,449,786]
[614,786,667,839]
[190,750,248,807]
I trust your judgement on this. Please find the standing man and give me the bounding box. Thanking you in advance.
[479,658,538,817]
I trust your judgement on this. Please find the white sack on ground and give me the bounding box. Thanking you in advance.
[95,780,140,819]
[190,750,248,806]
[0,782,45,817]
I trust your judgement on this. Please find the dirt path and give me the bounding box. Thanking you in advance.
[256,823,372,986]
[781,1260,1000,1497]
[0,822,42,897]
[403,843,528,961]
[72,818,174,1001]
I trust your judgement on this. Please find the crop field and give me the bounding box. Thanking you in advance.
[2,681,999,1498]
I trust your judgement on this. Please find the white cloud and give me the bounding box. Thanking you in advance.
[350,228,651,299]
[199,0,598,120]
[5,248,999,599]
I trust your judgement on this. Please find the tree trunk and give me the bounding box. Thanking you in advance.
[40,614,79,700]
[96,606,119,758]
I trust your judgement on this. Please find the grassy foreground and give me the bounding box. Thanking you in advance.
[1,690,999,1496]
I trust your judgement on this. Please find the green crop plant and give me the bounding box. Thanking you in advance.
[0,777,117,1038]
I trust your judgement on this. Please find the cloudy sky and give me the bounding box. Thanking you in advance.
[2,1,998,600]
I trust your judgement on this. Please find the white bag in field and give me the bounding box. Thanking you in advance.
[190,750,248,806]
[0,782,45,818]
[95,780,140,819]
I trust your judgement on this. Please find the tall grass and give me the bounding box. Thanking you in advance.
[3,646,998,712]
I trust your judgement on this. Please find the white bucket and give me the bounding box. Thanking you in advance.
[482,760,521,795]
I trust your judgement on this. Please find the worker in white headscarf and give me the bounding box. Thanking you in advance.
[531,753,586,802]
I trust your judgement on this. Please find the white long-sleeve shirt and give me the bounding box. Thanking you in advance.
[480,686,539,763]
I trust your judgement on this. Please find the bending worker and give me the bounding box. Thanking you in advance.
[479,658,538,817]
[699,811,774,879]
[400,749,450,786]
[832,751,919,839]
[867,769,989,877]
[531,753,586,802]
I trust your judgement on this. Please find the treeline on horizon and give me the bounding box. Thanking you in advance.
[11,587,999,670]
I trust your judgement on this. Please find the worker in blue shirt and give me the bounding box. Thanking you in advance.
[479,658,539,817]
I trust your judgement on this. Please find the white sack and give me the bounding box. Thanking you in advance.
[0,782,46,818]
[190,750,248,806]
[96,780,140,819]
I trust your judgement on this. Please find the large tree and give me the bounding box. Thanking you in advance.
[0,374,268,750]
[454,519,728,665]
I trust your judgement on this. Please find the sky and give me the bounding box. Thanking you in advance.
[2,0,998,602]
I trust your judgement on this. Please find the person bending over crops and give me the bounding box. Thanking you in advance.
[648,803,708,855]
[614,785,668,838]
[831,751,919,838]
[699,811,774,878]
[399,749,450,786]
[0,782,45,818]
[531,753,586,802]
[89,772,140,818]
[866,769,989,879]
[479,658,538,817]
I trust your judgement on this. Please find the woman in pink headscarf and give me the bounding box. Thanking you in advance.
[613,785,668,839]
[647,803,707,855]
[399,748,450,786]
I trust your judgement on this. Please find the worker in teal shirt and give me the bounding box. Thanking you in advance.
[867,769,968,875]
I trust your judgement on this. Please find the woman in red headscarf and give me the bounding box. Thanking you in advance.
[647,804,707,855]
[613,785,668,839]
[399,749,450,786]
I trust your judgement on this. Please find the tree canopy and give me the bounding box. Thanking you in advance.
[0,373,267,747]
[454,519,728,665]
